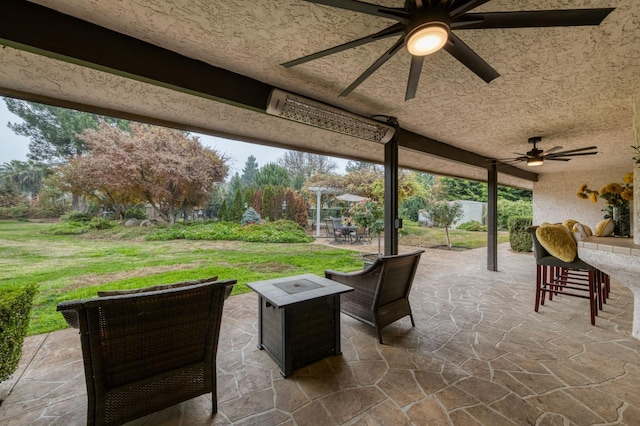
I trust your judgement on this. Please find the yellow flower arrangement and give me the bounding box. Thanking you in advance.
[577,172,633,208]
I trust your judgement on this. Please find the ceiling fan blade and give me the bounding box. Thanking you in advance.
[542,145,563,155]
[545,146,598,156]
[405,55,425,101]
[453,9,615,30]
[547,158,571,161]
[547,151,598,158]
[304,0,410,22]
[449,0,491,19]
[282,23,404,68]
[443,32,500,83]
[340,37,405,97]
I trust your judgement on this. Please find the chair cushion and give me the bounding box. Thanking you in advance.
[594,218,614,237]
[536,225,577,263]
[97,276,218,297]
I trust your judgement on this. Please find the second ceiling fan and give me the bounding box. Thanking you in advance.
[283,0,614,100]
[493,136,598,167]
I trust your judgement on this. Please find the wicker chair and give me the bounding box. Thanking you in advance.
[57,278,236,426]
[325,250,424,343]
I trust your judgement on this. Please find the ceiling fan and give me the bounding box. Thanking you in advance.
[283,1,614,100]
[492,136,598,167]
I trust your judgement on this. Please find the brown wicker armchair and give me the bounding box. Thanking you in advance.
[56,278,236,426]
[325,250,424,344]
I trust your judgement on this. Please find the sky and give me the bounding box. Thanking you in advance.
[0,100,348,176]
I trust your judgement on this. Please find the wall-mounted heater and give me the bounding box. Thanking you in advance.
[266,89,395,143]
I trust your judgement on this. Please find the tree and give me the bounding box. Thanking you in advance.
[56,122,228,222]
[253,163,290,187]
[261,185,276,221]
[228,172,244,195]
[4,98,127,163]
[0,181,27,208]
[283,188,308,227]
[0,160,49,198]
[345,161,380,173]
[241,155,259,185]
[278,151,337,180]
[218,199,229,221]
[229,188,244,222]
[426,201,464,248]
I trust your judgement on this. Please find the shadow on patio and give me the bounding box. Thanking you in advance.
[2,243,640,425]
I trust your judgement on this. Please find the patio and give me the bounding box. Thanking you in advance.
[2,243,640,425]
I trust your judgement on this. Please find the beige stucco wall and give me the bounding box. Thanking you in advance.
[533,166,634,231]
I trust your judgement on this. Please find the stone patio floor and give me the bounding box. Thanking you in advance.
[2,242,640,425]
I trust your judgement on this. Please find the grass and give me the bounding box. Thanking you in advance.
[1,219,506,335]
[399,220,509,249]
[0,221,364,335]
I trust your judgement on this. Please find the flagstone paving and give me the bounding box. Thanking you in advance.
[2,243,640,425]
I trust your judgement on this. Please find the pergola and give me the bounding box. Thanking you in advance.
[1,0,639,268]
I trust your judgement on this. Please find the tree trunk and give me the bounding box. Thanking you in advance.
[445,226,452,249]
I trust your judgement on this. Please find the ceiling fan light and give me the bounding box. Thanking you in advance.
[406,22,449,56]
[527,157,544,167]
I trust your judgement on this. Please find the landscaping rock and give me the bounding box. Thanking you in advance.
[124,218,141,227]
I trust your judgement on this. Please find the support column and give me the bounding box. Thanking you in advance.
[315,190,322,237]
[633,94,640,245]
[384,136,399,256]
[487,164,498,271]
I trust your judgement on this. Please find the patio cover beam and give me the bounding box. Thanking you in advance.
[0,0,537,184]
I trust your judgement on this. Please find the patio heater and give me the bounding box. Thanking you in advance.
[266,89,395,143]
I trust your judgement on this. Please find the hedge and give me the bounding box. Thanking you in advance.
[0,283,38,383]
[509,216,533,252]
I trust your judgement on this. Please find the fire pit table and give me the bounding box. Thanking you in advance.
[247,273,353,377]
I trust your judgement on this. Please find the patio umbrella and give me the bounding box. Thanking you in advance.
[335,194,368,203]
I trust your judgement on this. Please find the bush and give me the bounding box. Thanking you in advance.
[458,220,487,232]
[498,199,532,231]
[509,216,533,252]
[241,207,261,225]
[0,206,29,219]
[61,212,95,222]
[124,206,148,220]
[46,218,116,235]
[0,283,38,382]
[146,220,313,243]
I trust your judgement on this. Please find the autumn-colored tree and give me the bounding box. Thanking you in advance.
[283,188,308,227]
[252,188,262,215]
[56,122,228,222]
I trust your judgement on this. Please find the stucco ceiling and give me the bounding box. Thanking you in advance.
[2,0,640,189]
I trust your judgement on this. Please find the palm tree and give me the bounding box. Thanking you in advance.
[0,160,49,198]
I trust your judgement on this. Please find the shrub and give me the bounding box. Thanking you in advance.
[0,283,38,382]
[61,212,95,222]
[498,199,532,231]
[124,206,148,220]
[146,220,313,243]
[458,220,487,232]
[241,207,261,225]
[0,206,29,219]
[46,218,116,235]
[509,216,533,252]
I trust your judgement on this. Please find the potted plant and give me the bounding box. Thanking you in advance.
[577,172,633,237]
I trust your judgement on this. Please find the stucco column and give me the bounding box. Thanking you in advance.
[633,94,640,244]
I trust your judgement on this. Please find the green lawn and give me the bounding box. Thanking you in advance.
[399,220,509,249]
[0,221,364,335]
[1,220,506,335]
